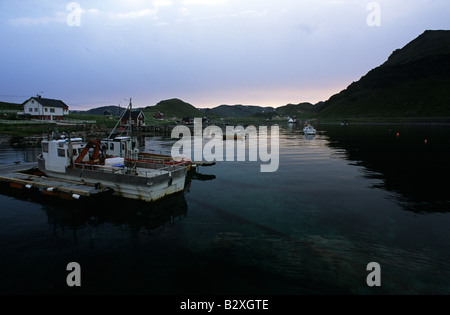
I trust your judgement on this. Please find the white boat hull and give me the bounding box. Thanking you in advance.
[38,157,186,202]
[303,127,316,135]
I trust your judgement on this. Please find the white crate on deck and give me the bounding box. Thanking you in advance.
[105,157,125,167]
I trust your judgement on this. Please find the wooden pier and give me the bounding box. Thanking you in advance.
[0,163,108,200]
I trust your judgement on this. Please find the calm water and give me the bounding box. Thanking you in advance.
[1,124,450,295]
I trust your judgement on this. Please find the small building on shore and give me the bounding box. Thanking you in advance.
[121,110,145,127]
[22,96,69,121]
[154,112,164,120]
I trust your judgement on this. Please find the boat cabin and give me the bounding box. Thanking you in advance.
[101,136,139,158]
[41,138,87,173]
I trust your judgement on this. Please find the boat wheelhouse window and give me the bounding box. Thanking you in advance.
[110,143,114,150]
[42,143,49,153]
[57,148,66,157]
[78,148,83,155]
[121,143,125,151]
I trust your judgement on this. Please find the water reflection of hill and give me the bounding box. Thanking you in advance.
[323,124,450,213]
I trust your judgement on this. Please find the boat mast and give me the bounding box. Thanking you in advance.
[127,98,132,136]
[107,98,133,140]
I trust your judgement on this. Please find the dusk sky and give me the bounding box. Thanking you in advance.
[1,0,449,110]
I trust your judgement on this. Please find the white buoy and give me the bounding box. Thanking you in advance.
[72,194,81,200]
[25,184,32,189]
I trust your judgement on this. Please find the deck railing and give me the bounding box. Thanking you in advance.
[74,161,181,178]
[127,154,190,167]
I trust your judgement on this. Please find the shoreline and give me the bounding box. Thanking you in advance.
[317,121,450,126]
[2,116,450,143]
[312,116,450,125]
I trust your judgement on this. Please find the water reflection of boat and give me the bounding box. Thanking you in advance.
[43,192,188,234]
[303,134,316,141]
[188,168,216,181]
[0,174,188,231]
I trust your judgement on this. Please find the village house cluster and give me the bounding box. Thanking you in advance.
[20,96,146,127]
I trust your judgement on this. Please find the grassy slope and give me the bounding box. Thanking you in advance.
[204,105,275,118]
[319,69,450,118]
[275,103,318,117]
[0,101,22,110]
[67,113,118,128]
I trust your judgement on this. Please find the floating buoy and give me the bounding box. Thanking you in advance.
[425,139,428,144]
[396,133,400,137]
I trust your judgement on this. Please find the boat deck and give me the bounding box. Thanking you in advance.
[0,163,107,199]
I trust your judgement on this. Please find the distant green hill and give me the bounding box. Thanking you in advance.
[274,102,319,117]
[249,102,319,120]
[0,101,22,110]
[84,105,126,116]
[204,105,275,118]
[143,98,205,118]
[318,30,450,117]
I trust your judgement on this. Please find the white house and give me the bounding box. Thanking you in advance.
[22,96,69,121]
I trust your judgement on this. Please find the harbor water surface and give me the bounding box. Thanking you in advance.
[1,124,450,294]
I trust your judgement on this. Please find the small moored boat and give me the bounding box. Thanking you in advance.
[303,124,317,135]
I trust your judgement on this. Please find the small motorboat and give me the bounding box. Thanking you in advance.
[303,124,316,135]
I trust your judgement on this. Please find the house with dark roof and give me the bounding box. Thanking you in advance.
[121,110,145,127]
[22,96,69,121]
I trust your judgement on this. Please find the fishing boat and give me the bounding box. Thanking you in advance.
[100,136,192,170]
[101,99,194,171]
[303,124,317,135]
[37,137,187,202]
[101,137,215,170]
